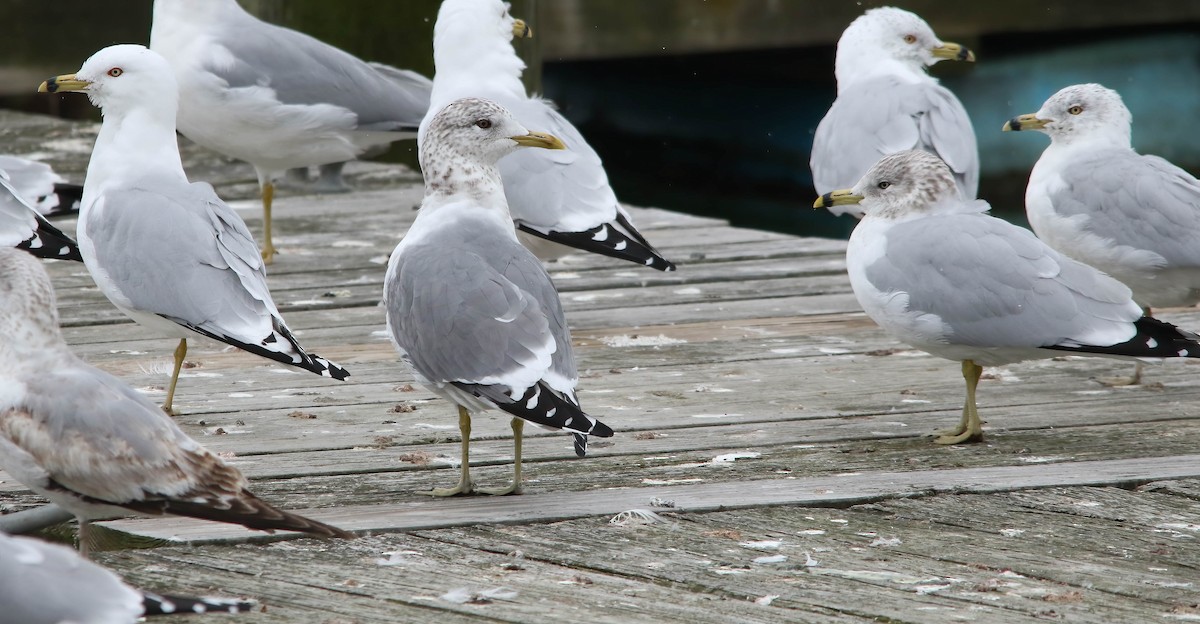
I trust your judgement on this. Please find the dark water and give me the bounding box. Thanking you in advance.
[4,2,1199,240]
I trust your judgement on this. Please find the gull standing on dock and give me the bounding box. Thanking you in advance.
[0,532,252,622]
[815,151,1200,444]
[0,169,81,261]
[38,45,349,416]
[812,6,978,218]
[0,247,354,556]
[1004,84,1200,384]
[424,0,675,271]
[150,0,432,263]
[387,98,613,496]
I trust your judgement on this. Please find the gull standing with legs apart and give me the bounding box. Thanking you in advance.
[814,151,1200,444]
[151,0,432,263]
[387,98,613,496]
[1004,83,1200,385]
[39,45,349,416]
[0,247,354,557]
[0,532,253,623]
[424,0,675,270]
[812,6,978,218]
[0,169,81,261]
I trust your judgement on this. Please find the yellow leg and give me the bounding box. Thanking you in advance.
[162,338,187,416]
[934,360,985,445]
[260,181,277,264]
[479,418,524,496]
[427,406,474,496]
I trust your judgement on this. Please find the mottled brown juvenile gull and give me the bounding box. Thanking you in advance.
[812,6,978,218]
[151,0,432,263]
[1004,84,1200,384]
[815,151,1200,444]
[0,247,354,556]
[0,169,81,261]
[0,532,252,622]
[39,45,349,415]
[387,98,613,496]
[423,0,674,271]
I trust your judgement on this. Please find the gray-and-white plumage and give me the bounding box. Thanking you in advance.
[817,150,1200,443]
[39,45,347,414]
[0,169,81,262]
[0,247,354,545]
[421,0,674,271]
[0,155,82,217]
[387,98,612,495]
[1005,83,1200,308]
[812,6,978,218]
[0,532,253,623]
[150,0,432,261]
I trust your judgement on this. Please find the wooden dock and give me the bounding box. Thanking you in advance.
[5,110,1200,622]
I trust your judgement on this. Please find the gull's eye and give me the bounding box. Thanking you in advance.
[1068,105,1083,115]
[877,181,891,190]
[903,34,917,44]
[107,68,123,77]
[476,118,492,129]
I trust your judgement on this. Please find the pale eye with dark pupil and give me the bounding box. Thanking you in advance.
[1068,106,1083,115]
[476,119,492,129]
[903,35,916,44]
[108,68,123,77]
[878,181,891,189]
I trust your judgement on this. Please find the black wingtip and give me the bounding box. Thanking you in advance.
[44,182,83,217]
[1047,316,1200,359]
[18,217,83,262]
[177,322,351,380]
[519,212,675,272]
[142,592,255,617]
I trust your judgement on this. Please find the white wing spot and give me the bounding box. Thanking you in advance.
[525,386,541,409]
[1181,349,1190,357]
[592,225,610,242]
[614,240,627,250]
[1147,338,1158,348]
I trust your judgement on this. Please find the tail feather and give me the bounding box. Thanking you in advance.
[518,211,675,272]
[142,592,254,617]
[1047,317,1200,359]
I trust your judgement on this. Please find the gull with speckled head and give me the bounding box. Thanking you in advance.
[387,98,613,496]
[0,532,253,623]
[812,6,978,218]
[0,247,354,557]
[815,150,1200,444]
[1004,84,1200,384]
[38,45,349,416]
[151,0,433,263]
[0,168,81,262]
[422,0,674,271]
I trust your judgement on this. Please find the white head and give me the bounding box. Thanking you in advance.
[39,44,178,121]
[835,7,973,87]
[0,248,64,361]
[420,97,564,198]
[1003,83,1132,147]
[817,150,957,219]
[433,0,530,80]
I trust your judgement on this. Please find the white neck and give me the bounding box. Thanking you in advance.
[836,54,930,93]
[430,24,527,106]
[84,105,188,200]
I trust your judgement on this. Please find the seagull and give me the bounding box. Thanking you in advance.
[1,169,82,261]
[423,0,675,271]
[39,45,349,416]
[815,150,1200,444]
[0,532,253,622]
[150,0,433,263]
[1004,83,1200,384]
[0,155,83,217]
[812,6,978,218]
[0,247,354,556]
[386,98,614,496]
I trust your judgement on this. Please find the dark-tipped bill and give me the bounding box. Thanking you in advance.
[38,74,91,93]
[814,189,864,209]
[932,42,975,62]
[512,131,565,150]
[513,19,532,39]
[1002,113,1048,132]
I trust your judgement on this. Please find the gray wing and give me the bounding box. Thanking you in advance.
[497,96,619,232]
[0,533,142,624]
[0,171,80,261]
[866,213,1140,348]
[387,214,576,392]
[1051,149,1200,267]
[210,14,431,129]
[812,77,978,212]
